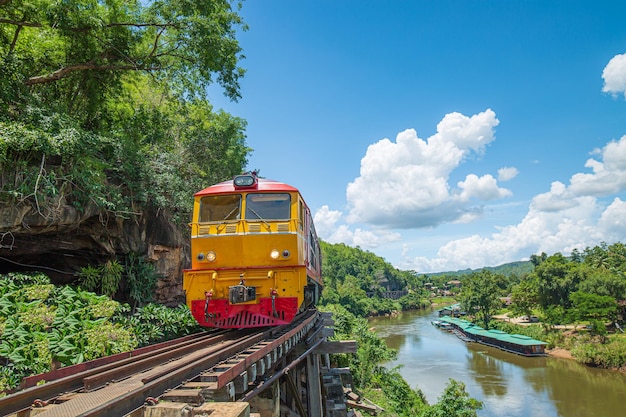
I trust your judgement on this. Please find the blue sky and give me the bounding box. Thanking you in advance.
[209,1,626,273]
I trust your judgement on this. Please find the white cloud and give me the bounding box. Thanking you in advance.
[497,166,519,182]
[312,205,342,238]
[532,182,579,212]
[602,53,626,98]
[345,109,510,228]
[401,134,626,273]
[598,198,626,241]
[457,174,512,201]
[569,135,626,196]
[406,194,607,272]
[313,205,401,249]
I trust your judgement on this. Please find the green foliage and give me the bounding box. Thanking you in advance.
[458,270,507,329]
[114,303,202,347]
[569,291,617,324]
[124,253,158,310]
[427,261,533,279]
[571,335,626,369]
[0,0,246,104]
[509,278,538,318]
[320,241,427,317]
[0,273,132,386]
[1,0,251,230]
[321,241,413,294]
[508,242,625,327]
[420,379,483,417]
[319,304,396,387]
[0,272,201,392]
[370,367,427,417]
[0,110,117,212]
[78,260,123,298]
[577,268,626,300]
[531,252,583,310]
[398,291,431,311]
[78,255,159,305]
[83,322,136,361]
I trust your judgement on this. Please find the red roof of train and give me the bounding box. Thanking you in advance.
[194,177,299,196]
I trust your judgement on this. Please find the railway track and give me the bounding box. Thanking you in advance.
[1,310,322,417]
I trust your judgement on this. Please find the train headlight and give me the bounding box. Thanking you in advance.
[282,250,290,258]
[206,251,217,262]
[270,249,280,260]
[197,253,205,261]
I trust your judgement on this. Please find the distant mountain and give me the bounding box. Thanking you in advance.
[427,260,533,277]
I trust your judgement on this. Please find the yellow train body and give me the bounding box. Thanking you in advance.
[183,173,322,328]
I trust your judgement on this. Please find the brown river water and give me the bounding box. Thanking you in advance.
[369,308,626,417]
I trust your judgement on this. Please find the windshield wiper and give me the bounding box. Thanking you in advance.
[247,208,271,229]
[223,206,239,221]
[216,206,240,231]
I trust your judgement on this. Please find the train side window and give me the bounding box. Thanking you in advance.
[199,195,241,222]
[299,201,304,231]
[246,193,291,220]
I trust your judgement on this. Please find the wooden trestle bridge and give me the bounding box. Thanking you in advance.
[0,310,360,417]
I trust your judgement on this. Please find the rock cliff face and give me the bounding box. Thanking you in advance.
[0,201,189,306]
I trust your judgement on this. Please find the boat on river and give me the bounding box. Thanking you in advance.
[439,316,547,356]
[431,320,453,330]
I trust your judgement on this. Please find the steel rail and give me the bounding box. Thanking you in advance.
[79,311,317,417]
[18,332,216,390]
[82,330,251,391]
[0,331,227,416]
[78,329,279,416]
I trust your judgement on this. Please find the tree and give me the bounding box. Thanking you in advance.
[1,1,250,222]
[530,252,548,267]
[577,268,626,300]
[1,0,246,108]
[458,270,506,329]
[569,291,617,325]
[531,253,581,311]
[510,278,538,318]
[421,379,483,417]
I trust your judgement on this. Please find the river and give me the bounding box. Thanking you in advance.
[369,308,626,417]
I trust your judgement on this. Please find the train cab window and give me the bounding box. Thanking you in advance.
[199,195,241,222]
[245,193,291,220]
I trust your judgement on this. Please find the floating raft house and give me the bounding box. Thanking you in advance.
[439,316,547,356]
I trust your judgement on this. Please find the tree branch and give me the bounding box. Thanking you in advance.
[0,18,179,31]
[0,18,42,27]
[8,23,20,54]
[25,62,161,85]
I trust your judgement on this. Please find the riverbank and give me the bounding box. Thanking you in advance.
[546,347,574,360]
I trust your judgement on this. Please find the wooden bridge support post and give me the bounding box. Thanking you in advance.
[233,371,249,396]
[248,380,280,417]
[306,353,323,417]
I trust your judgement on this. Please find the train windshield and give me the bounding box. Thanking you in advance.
[199,195,241,222]
[246,193,291,220]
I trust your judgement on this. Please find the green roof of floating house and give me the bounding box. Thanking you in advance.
[440,316,547,346]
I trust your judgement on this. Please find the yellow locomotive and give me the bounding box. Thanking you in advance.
[183,172,322,328]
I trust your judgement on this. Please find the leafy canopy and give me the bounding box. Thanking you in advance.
[1,0,250,221]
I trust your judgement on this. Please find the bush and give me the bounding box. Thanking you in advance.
[370,367,427,416]
[571,336,626,369]
[0,272,202,393]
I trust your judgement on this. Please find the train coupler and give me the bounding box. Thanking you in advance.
[204,290,214,321]
[271,288,279,317]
